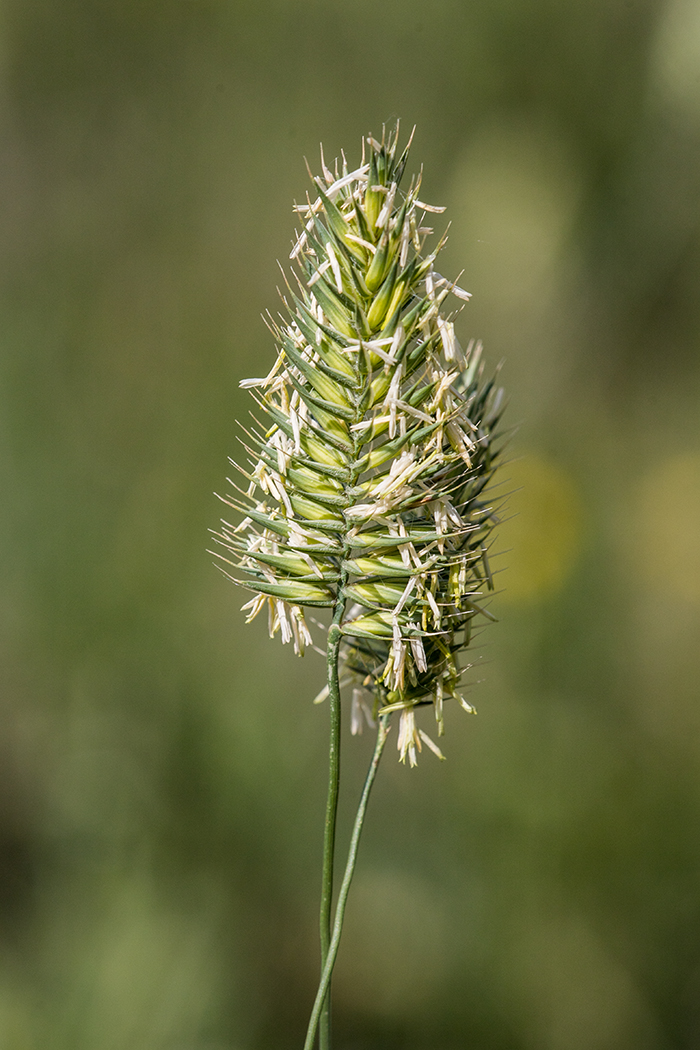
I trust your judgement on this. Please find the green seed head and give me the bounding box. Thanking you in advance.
[211,124,507,764]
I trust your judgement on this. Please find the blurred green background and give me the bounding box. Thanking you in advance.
[1,0,700,1047]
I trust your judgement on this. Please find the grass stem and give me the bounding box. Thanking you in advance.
[305,714,390,1050]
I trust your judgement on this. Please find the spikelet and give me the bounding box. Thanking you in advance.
[210,125,507,761]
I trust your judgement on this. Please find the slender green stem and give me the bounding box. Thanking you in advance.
[318,601,346,1050]
[305,714,391,1050]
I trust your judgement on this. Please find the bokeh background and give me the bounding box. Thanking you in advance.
[1,1,700,1047]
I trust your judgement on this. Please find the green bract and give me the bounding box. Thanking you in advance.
[211,126,506,765]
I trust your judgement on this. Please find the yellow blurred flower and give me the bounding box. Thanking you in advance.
[497,454,582,602]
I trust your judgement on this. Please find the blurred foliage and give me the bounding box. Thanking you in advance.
[0,0,699,1047]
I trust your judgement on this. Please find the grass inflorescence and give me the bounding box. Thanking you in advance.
[211,124,507,764]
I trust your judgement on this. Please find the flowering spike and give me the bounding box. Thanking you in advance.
[212,126,506,760]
